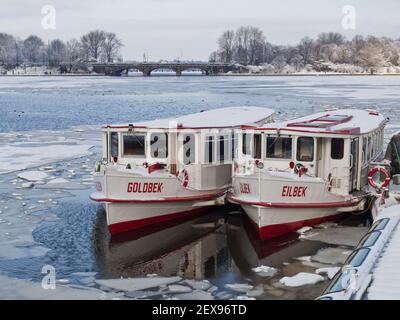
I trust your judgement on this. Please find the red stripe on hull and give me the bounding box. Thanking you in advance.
[251,213,346,240]
[108,206,213,235]
[228,195,361,208]
[91,192,225,204]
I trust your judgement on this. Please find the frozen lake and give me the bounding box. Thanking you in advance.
[0,75,399,299]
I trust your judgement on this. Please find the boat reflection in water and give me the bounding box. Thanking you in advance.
[226,215,325,278]
[94,206,232,280]
[93,206,329,299]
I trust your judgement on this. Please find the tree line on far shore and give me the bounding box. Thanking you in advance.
[210,26,400,73]
[0,30,123,72]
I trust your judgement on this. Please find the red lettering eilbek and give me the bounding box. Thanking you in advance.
[281,186,307,197]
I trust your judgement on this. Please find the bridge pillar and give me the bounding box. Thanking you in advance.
[141,67,152,77]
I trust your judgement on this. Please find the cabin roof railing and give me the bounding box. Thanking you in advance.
[102,106,274,130]
[252,109,387,136]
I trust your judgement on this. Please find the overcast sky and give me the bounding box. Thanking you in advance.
[1,0,400,61]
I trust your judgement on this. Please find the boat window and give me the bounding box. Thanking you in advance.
[110,132,119,158]
[205,136,214,164]
[325,269,354,294]
[362,138,367,164]
[150,133,168,159]
[345,248,370,267]
[232,133,238,160]
[331,138,344,160]
[253,134,262,159]
[296,137,314,162]
[266,136,292,159]
[370,218,389,231]
[367,136,372,160]
[218,135,229,163]
[183,134,195,165]
[357,231,381,248]
[242,133,252,155]
[123,134,145,156]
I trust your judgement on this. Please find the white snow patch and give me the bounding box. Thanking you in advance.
[279,272,324,287]
[183,279,211,290]
[316,267,340,279]
[232,295,256,300]
[21,182,34,189]
[225,283,254,293]
[168,284,192,293]
[297,226,313,234]
[175,289,214,300]
[95,277,181,292]
[0,144,93,174]
[294,256,312,262]
[17,171,48,182]
[47,178,69,184]
[252,265,278,277]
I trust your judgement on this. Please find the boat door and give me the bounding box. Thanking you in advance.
[350,138,359,191]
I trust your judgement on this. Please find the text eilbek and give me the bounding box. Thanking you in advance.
[281,186,307,197]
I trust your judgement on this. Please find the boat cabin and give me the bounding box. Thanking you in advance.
[100,107,275,191]
[236,109,388,196]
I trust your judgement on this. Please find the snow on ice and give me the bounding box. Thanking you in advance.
[95,277,182,292]
[252,265,278,277]
[279,273,324,287]
[17,171,48,182]
[316,267,341,279]
[0,143,93,174]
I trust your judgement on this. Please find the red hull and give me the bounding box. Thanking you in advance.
[251,212,346,240]
[108,206,213,236]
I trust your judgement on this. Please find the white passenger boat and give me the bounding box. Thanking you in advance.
[228,108,388,239]
[91,107,275,235]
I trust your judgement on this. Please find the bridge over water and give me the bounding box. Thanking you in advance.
[92,62,234,76]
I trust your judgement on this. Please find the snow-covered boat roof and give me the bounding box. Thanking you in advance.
[256,109,387,135]
[104,106,275,130]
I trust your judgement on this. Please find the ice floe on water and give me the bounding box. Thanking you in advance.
[311,247,350,265]
[0,144,93,174]
[252,265,278,277]
[17,171,48,182]
[0,274,120,300]
[316,267,340,280]
[225,283,254,293]
[300,226,369,247]
[279,272,324,287]
[95,277,182,292]
[296,226,313,234]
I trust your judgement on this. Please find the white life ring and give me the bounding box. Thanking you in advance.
[176,169,189,188]
[368,166,390,190]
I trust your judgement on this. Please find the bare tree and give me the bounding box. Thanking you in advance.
[247,26,265,65]
[217,30,235,63]
[0,33,17,68]
[209,51,218,63]
[234,26,250,64]
[102,32,123,63]
[81,30,106,61]
[23,35,44,64]
[48,39,66,67]
[317,32,345,46]
[65,39,83,63]
[297,37,314,65]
